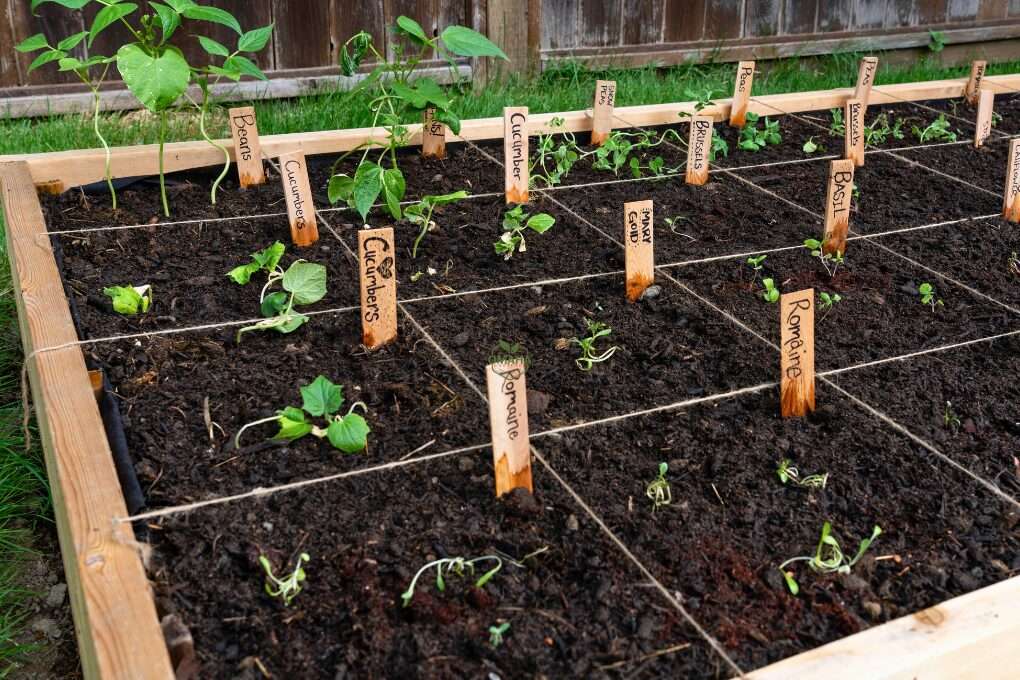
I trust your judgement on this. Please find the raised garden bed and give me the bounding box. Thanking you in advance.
[3,74,1020,680]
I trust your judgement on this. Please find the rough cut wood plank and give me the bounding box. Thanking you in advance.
[622,0,664,45]
[663,0,706,41]
[274,0,332,69]
[704,0,742,40]
[540,0,580,49]
[746,575,1020,679]
[0,161,173,680]
[853,0,890,29]
[579,0,622,48]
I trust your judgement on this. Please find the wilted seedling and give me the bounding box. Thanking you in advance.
[401,556,503,607]
[918,282,943,311]
[912,114,957,143]
[489,622,510,647]
[776,458,829,489]
[803,238,845,278]
[778,522,882,595]
[103,284,152,316]
[259,552,310,606]
[944,401,962,430]
[761,277,780,303]
[571,318,618,371]
[235,376,370,453]
[495,206,556,259]
[405,190,470,257]
[645,462,671,511]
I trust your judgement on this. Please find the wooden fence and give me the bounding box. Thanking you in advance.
[2,0,1020,97]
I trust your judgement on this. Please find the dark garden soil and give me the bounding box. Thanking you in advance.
[988,92,1020,135]
[895,138,1008,193]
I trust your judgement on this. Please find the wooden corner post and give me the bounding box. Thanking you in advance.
[227,107,266,188]
[780,289,816,418]
[1004,139,1020,223]
[730,61,755,127]
[591,80,617,146]
[358,228,397,350]
[966,60,987,105]
[278,151,318,246]
[823,159,855,255]
[422,108,447,159]
[486,360,533,496]
[624,200,654,302]
[504,107,529,204]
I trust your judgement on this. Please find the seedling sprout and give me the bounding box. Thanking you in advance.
[746,254,767,279]
[495,206,556,259]
[404,191,470,257]
[803,238,845,278]
[489,622,511,648]
[738,112,782,152]
[778,522,882,595]
[944,401,962,430]
[776,459,829,489]
[761,278,780,304]
[103,284,152,316]
[401,556,503,607]
[645,462,671,511]
[259,552,310,606]
[912,114,957,143]
[570,319,618,371]
[918,282,943,311]
[1008,252,1020,277]
[818,292,843,321]
[802,137,819,154]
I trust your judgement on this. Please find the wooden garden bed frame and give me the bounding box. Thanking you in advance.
[2,73,1019,680]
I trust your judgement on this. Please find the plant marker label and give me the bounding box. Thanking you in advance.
[422,107,446,159]
[780,289,816,418]
[844,98,865,167]
[358,227,397,349]
[486,360,533,497]
[278,151,318,246]
[686,116,713,185]
[823,159,855,256]
[504,107,529,204]
[966,60,987,105]
[1003,139,1020,222]
[854,56,878,111]
[228,107,266,187]
[974,90,994,148]
[591,80,617,146]
[730,61,755,127]
[624,200,654,301]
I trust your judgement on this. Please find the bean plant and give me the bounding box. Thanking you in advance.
[401,556,503,607]
[778,522,882,595]
[405,191,470,257]
[259,552,309,606]
[494,206,556,259]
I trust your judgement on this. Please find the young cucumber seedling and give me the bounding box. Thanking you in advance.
[495,206,556,260]
[401,556,503,607]
[803,238,845,278]
[645,462,671,511]
[235,376,370,454]
[776,458,829,489]
[259,552,310,606]
[778,522,882,595]
[228,242,327,341]
[918,282,944,311]
[103,284,152,316]
[570,318,618,371]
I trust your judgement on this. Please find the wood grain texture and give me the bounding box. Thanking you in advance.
[622,0,664,45]
[782,0,817,34]
[704,0,742,40]
[854,0,890,29]
[818,0,853,31]
[274,0,331,69]
[0,161,172,680]
[744,0,781,37]
[663,0,706,41]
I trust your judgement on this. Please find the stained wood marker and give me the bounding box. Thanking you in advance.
[780,289,816,418]
[975,90,994,148]
[966,60,987,105]
[844,98,865,167]
[1003,139,1020,223]
[730,60,755,128]
[228,106,266,187]
[685,116,713,185]
[504,106,529,204]
[486,360,533,496]
[624,200,654,302]
[591,79,617,146]
[422,107,446,159]
[278,151,318,246]
[823,159,855,256]
[854,56,878,112]
[358,227,397,349]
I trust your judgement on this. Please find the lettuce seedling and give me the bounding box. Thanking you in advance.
[803,238,845,278]
[776,458,829,489]
[778,522,882,595]
[103,284,152,315]
[400,555,503,607]
[944,401,961,430]
[746,254,767,275]
[918,282,943,311]
[818,291,843,321]
[570,318,618,371]
[761,277,780,303]
[235,376,370,454]
[645,462,671,511]
[259,552,309,606]
[495,206,556,259]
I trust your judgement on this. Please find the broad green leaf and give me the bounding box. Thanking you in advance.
[260,291,288,317]
[389,81,427,109]
[382,168,405,219]
[16,33,49,53]
[197,35,230,57]
[526,213,555,234]
[327,174,355,205]
[116,43,190,112]
[327,413,370,453]
[238,23,274,52]
[422,190,469,208]
[300,376,343,417]
[253,241,285,271]
[432,107,461,135]
[227,262,259,284]
[57,56,84,71]
[28,50,66,72]
[150,2,180,42]
[395,15,429,45]
[103,284,151,315]
[57,31,88,51]
[208,64,241,81]
[31,0,90,10]
[282,261,327,305]
[274,406,313,440]
[181,5,242,34]
[440,25,508,59]
[353,161,383,221]
[224,54,267,80]
[163,0,196,12]
[274,311,308,334]
[89,2,137,47]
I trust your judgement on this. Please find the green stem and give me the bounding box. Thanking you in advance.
[158,111,169,217]
[92,89,117,211]
[198,88,230,205]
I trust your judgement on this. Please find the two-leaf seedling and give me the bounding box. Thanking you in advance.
[803,238,845,278]
[495,206,556,259]
[761,278,780,303]
[259,552,310,606]
[235,376,370,454]
[646,462,671,511]
[918,282,943,311]
[776,458,829,489]
[104,284,152,315]
[489,622,511,648]
[228,242,327,341]
[570,318,618,371]
[818,291,843,321]
[778,522,882,595]
[400,556,503,607]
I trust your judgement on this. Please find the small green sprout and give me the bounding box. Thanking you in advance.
[645,462,671,511]
[259,552,310,606]
[401,556,503,607]
[495,206,556,259]
[489,622,510,647]
[738,112,782,151]
[912,114,957,143]
[489,339,531,368]
[235,376,370,453]
[570,318,618,371]
[804,238,845,278]
[665,215,690,232]
[918,282,943,311]
[103,284,152,315]
[944,401,962,429]
[818,291,843,321]
[776,458,829,489]
[829,108,844,136]
[802,137,819,154]
[761,277,780,303]
[404,190,470,257]
[710,134,730,162]
[778,522,882,595]
[747,254,767,276]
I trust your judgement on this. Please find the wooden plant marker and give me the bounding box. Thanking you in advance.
[486,360,533,496]
[854,56,878,111]
[278,151,318,246]
[624,200,654,302]
[823,159,855,256]
[685,116,713,185]
[228,106,266,187]
[730,60,755,127]
[504,106,529,203]
[844,98,865,167]
[590,79,617,146]
[1003,139,1020,222]
[422,107,446,159]
[966,60,987,105]
[975,90,994,148]
[358,228,397,349]
[780,289,816,417]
